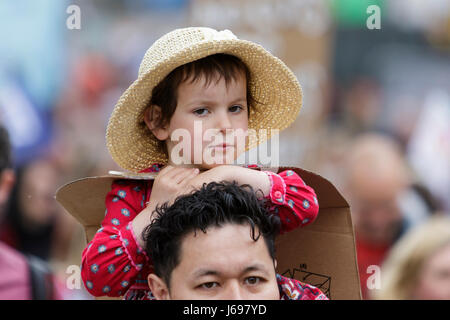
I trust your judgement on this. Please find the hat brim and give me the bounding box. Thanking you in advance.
[106,39,303,173]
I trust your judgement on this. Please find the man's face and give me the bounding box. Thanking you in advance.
[148,223,280,300]
[347,165,404,245]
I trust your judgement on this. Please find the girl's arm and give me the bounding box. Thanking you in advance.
[131,165,317,253]
[186,165,319,233]
[81,180,151,297]
[262,169,319,233]
[131,166,200,248]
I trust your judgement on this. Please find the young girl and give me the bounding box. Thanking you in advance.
[81,27,319,299]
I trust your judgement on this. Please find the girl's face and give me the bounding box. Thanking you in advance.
[157,72,249,169]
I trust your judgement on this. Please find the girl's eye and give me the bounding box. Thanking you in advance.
[199,282,219,289]
[229,105,244,113]
[245,277,261,286]
[193,108,209,116]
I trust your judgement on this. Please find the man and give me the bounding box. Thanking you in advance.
[341,134,413,299]
[143,181,328,300]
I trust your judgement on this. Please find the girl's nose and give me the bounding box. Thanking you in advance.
[217,112,232,132]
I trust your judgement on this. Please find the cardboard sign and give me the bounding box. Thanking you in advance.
[274,167,361,300]
[55,167,361,300]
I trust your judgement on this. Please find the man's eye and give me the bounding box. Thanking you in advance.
[199,282,218,289]
[245,277,261,285]
[194,108,209,116]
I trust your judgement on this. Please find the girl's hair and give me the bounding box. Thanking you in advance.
[373,215,450,300]
[146,53,255,154]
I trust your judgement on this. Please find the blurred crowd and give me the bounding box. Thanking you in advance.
[0,0,449,300]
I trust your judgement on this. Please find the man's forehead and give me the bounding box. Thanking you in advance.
[180,224,255,247]
[176,224,272,270]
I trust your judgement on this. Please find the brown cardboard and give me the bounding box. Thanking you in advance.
[56,171,159,244]
[274,167,361,300]
[55,167,361,300]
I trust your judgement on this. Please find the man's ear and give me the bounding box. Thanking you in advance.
[273,259,277,270]
[143,106,170,141]
[147,273,171,300]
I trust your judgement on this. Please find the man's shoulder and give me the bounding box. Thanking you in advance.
[276,274,329,300]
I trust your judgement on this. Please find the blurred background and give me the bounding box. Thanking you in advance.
[0,0,448,300]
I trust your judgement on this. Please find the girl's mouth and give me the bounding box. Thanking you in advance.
[211,143,234,149]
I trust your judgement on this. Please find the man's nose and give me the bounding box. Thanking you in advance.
[223,282,244,300]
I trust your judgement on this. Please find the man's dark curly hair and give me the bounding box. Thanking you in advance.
[142,181,281,287]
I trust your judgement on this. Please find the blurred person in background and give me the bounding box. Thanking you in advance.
[0,158,71,263]
[374,215,450,300]
[336,77,382,136]
[0,125,66,299]
[341,133,432,299]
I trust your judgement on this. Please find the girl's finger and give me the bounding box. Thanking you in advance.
[156,165,176,178]
[178,168,201,188]
[164,166,194,180]
[173,167,200,185]
[158,166,186,180]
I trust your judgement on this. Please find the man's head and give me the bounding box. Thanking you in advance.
[0,126,15,218]
[343,133,410,245]
[143,181,281,300]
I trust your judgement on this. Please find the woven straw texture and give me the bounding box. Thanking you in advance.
[106,27,303,172]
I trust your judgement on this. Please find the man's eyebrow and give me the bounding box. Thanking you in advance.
[192,263,270,279]
[242,263,270,276]
[192,269,221,279]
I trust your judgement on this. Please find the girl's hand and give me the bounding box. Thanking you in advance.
[132,165,199,247]
[149,165,200,207]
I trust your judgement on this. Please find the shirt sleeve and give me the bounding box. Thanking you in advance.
[263,169,319,233]
[277,274,329,300]
[81,179,153,297]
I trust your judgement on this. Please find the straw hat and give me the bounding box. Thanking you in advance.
[106,27,303,173]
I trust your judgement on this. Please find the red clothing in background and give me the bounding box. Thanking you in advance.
[356,236,390,300]
[0,241,66,300]
[0,241,30,299]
